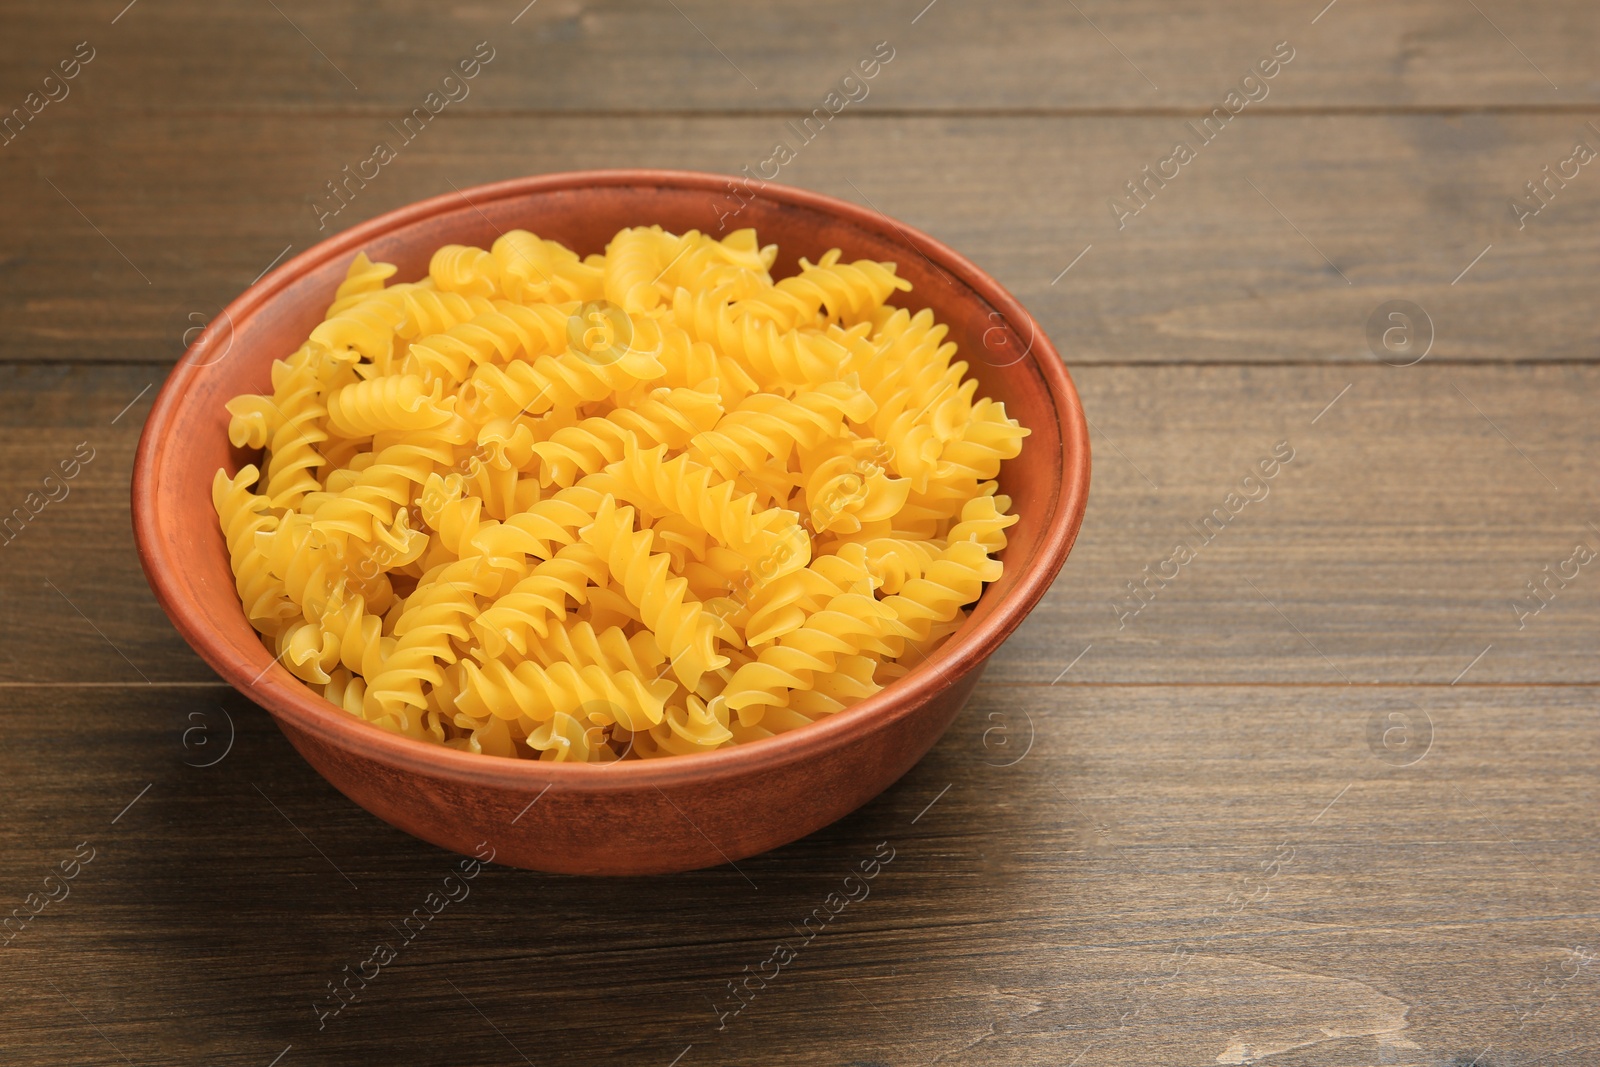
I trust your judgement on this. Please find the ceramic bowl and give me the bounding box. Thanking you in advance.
[132,170,1090,874]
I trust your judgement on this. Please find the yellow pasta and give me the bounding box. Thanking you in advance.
[216,226,1027,761]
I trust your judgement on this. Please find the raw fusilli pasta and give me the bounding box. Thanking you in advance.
[215,225,1026,761]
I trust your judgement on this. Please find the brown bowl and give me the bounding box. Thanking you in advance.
[131,170,1090,875]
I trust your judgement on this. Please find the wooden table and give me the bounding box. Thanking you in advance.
[4,3,1597,1064]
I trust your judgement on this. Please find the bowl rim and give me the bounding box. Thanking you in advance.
[132,168,1091,791]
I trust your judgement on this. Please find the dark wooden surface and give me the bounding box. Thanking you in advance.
[3,4,1598,1065]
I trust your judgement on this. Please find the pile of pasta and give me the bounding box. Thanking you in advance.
[214,225,1027,761]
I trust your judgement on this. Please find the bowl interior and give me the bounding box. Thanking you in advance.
[139,173,1082,772]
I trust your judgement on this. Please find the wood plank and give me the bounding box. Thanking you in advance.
[3,111,1598,367]
[2,681,1595,1065]
[0,365,182,683]
[0,0,1593,115]
[4,362,1597,686]
[997,358,1600,687]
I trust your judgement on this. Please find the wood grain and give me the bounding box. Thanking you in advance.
[0,0,1593,114]
[4,111,1598,366]
[2,682,1594,1066]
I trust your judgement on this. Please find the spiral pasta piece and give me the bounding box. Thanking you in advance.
[656,228,774,300]
[320,584,393,680]
[225,394,281,450]
[604,226,673,312]
[839,536,945,595]
[327,374,453,437]
[308,435,453,545]
[212,466,297,633]
[882,539,1001,645]
[930,398,1029,483]
[253,510,347,623]
[605,441,804,571]
[457,656,675,733]
[799,438,911,535]
[311,285,418,362]
[492,230,605,304]
[465,331,666,418]
[327,253,400,317]
[580,496,728,689]
[687,379,875,481]
[669,286,847,391]
[364,556,504,723]
[469,542,609,658]
[525,620,665,677]
[415,472,487,563]
[738,561,848,649]
[469,485,605,564]
[430,244,502,299]
[721,592,908,719]
[643,694,734,754]
[946,492,1019,555]
[395,289,495,343]
[734,250,911,330]
[529,387,723,488]
[253,346,330,507]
